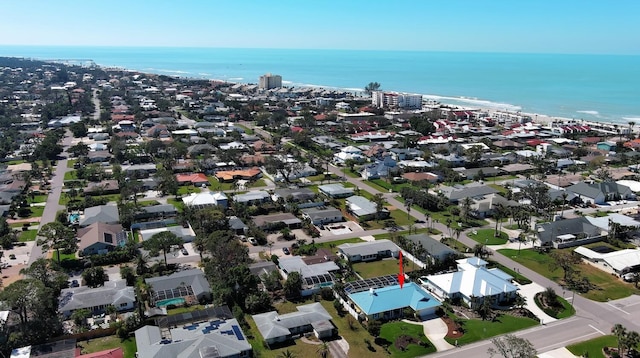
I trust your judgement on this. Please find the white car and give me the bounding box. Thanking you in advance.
[248,237,258,246]
[622,272,638,282]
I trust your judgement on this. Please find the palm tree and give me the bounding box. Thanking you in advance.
[453,226,462,249]
[629,121,636,140]
[612,323,627,356]
[622,330,640,357]
[493,203,505,237]
[317,342,330,358]
[277,349,297,358]
[372,193,385,221]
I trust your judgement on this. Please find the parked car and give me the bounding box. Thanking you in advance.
[623,272,638,282]
[282,247,290,255]
[70,280,79,288]
[181,248,189,256]
[248,237,258,246]
[414,219,426,224]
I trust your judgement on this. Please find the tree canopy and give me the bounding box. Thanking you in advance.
[141,231,183,265]
[37,222,77,264]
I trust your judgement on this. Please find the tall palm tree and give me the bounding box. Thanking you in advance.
[612,323,627,356]
[629,121,635,140]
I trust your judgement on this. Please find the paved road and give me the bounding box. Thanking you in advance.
[323,163,640,355]
[29,130,74,264]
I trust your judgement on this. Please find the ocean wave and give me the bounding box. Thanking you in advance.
[155,69,191,74]
[198,73,211,76]
[622,116,640,121]
[423,94,522,112]
[577,110,600,116]
[228,77,244,81]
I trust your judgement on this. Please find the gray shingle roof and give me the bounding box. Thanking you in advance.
[145,269,211,298]
[252,302,332,340]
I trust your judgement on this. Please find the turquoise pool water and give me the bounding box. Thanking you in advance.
[156,297,186,307]
[69,214,80,223]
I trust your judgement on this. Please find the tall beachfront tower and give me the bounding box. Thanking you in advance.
[259,73,282,90]
[371,91,422,109]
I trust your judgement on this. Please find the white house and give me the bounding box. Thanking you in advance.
[420,257,518,308]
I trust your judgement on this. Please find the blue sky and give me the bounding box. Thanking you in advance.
[2,0,639,54]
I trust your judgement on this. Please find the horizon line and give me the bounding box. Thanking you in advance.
[0,44,638,57]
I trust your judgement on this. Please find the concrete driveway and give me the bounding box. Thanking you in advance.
[516,282,557,325]
[403,317,455,352]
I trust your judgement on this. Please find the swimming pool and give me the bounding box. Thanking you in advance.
[156,297,186,307]
[68,213,80,223]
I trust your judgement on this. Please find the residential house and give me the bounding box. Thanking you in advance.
[337,239,400,262]
[214,168,262,182]
[574,246,640,276]
[234,191,271,205]
[469,193,519,218]
[272,188,316,203]
[228,216,248,235]
[333,145,365,164]
[345,195,389,221]
[438,183,499,203]
[402,172,440,183]
[278,256,339,296]
[145,269,212,306]
[77,222,127,256]
[252,213,302,230]
[535,217,604,248]
[405,233,459,263]
[182,191,228,209]
[566,182,635,205]
[139,224,196,243]
[420,257,519,309]
[122,163,157,178]
[87,150,112,163]
[135,308,251,358]
[361,156,397,180]
[318,183,354,198]
[58,280,135,319]
[301,207,343,226]
[84,180,119,195]
[78,205,120,227]
[176,173,210,186]
[134,204,178,221]
[252,303,334,345]
[348,283,441,321]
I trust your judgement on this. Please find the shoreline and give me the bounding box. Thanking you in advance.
[32,56,638,129]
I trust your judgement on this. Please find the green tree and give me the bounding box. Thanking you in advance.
[622,330,640,357]
[154,167,178,196]
[367,319,382,337]
[549,251,581,284]
[612,323,627,356]
[317,342,330,358]
[82,266,105,288]
[120,265,136,286]
[67,142,89,158]
[19,258,68,292]
[142,231,183,266]
[487,334,536,358]
[364,82,381,95]
[277,350,297,358]
[71,308,91,330]
[283,271,302,300]
[37,222,76,264]
[69,122,88,138]
[372,193,385,221]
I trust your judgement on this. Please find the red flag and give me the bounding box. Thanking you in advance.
[398,251,404,289]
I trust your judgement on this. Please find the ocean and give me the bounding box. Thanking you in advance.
[1,46,639,124]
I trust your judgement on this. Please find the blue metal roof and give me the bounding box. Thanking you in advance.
[348,282,440,315]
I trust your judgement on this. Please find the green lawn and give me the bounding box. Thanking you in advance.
[369,179,414,193]
[498,248,640,301]
[28,195,48,204]
[64,170,77,181]
[138,200,161,207]
[468,229,509,245]
[167,198,185,212]
[534,293,575,319]
[208,177,235,191]
[53,251,77,262]
[488,183,508,194]
[76,336,137,358]
[235,123,254,134]
[166,304,206,315]
[567,335,619,358]
[18,230,38,242]
[315,237,365,251]
[345,169,360,178]
[446,314,539,346]
[177,186,201,195]
[389,207,416,226]
[6,159,26,165]
[250,178,267,187]
[22,205,45,218]
[353,258,412,279]
[67,159,77,168]
[379,321,436,357]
